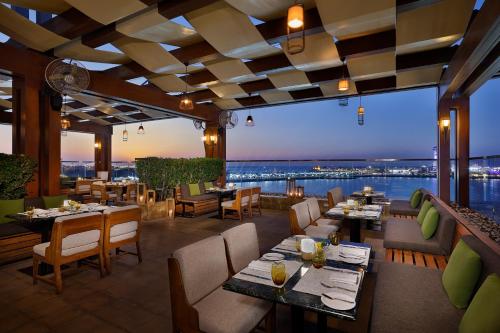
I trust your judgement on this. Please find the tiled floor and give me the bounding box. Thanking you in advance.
[0,209,384,333]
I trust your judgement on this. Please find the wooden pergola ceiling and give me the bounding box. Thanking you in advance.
[0,0,476,116]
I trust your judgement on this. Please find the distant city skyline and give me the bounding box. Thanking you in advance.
[0,79,498,161]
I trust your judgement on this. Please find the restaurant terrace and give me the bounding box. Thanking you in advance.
[0,1,499,332]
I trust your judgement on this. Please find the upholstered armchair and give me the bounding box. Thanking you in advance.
[250,187,262,217]
[289,201,338,238]
[221,188,251,221]
[327,187,345,209]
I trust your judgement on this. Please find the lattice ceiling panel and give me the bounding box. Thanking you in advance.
[0,0,478,114]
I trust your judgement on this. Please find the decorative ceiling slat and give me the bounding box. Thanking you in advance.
[113,37,184,74]
[209,83,247,99]
[0,6,68,51]
[396,0,475,54]
[316,0,396,40]
[1,0,71,14]
[64,0,147,25]
[260,90,294,104]
[355,75,397,93]
[235,95,267,107]
[289,87,324,100]
[282,32,342,71]
[396,65,443,88]
[205,58,256,83]
[148,74,199,92]
[54,39,130,64]
[224,0,316,21]
[185,1,280,59]
[268,70,312,91]
[347,51,396,81]
[214,98,242,110]
[240,78,276,94]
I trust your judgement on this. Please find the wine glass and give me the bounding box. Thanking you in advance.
[329,232,340,246]
[271,262,287,287]
[26,206,34,219]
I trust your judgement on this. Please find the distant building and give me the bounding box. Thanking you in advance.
[432,146,437,172]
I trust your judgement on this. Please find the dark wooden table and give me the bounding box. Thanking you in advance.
[223,241,375,333]
[325,209,382,243]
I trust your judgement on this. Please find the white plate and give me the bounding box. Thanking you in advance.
[321,291,356,310]
[262,253,285,261]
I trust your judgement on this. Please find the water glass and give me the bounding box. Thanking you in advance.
[312,250,326,269]
[271,262,287,287]
[329,232,340,246]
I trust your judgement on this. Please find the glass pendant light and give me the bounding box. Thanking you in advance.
[357,95,365,126]
[179,63,194,111]
[338,58,349,92]
[286,2,305,54]
[60,94,70,136]
[245,109,255,127]
[137,122,145,135]
[122,124,128,142]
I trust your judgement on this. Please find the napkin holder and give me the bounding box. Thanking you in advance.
[301,238,315,260]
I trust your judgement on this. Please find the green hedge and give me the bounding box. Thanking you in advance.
[135,157,224,199]
[0,153,37,200]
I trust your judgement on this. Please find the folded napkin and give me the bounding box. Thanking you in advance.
[339,245,367,258]
[328,208,344,215]
[363,211,380,217]
[363,205,381,211]
[281,239,297,247]
[248,260,272,272]
[328,269,358,285]
[33,209,47,214]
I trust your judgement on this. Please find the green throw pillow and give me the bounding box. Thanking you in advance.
[421,207,439,239]
[459,274,500,333]
[417,200,433,225]
[188,183,201,196]
[410,190,422,208]
[204,181,214,190]
[42,195,68,209]
[442,239,482,309]
[0,199,25,224]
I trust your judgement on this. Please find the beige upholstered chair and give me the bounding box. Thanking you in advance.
[122,183,137,202]
[327,187,345,209]
[96,171,109,181]
[75,179,93,195]
[250,187,262,217]
[221,223,260,274]
[32,212,105,293]
[289,201,338,238]
[221,188,251,221]
[306,198,341,228]
[103,205,142,274]
[91,183,117,203]
[168,235,274,333]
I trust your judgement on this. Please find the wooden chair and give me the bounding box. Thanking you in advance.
[122,183,137,202]
[75,179,93,195]
[289,201,338,238]
[103,205,142,274]
[96,171,109,181]
[91,183,117,203]
[306,198,341,228]
[32,212,105,293]
[221,188,251,221]
[250,187,262,217]
[221,223,260,275]
[168,235,274,333]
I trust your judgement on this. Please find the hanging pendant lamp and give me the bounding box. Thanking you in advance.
[338,58,349,92]
[122,124,129,142]
[60,94,70,136]
[286,1,305,54]
[357,95,365,126]
[137,122,145,135]
[245,110,255,127]
[179,63,194,110]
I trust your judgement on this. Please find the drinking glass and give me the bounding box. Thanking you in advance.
[312,250,326,269]
[26,206,34,219]
[343,206,350,215]
[329,232,340,246]
[295,237,302,252]
[271,262,287,287]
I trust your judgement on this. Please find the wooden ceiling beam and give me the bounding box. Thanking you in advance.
[157,0,219,19]
[185,89,218,102]
[245,53,293,75]
[235,95,266,107]
[240,78,276,94]
[103,61,151,80]
[397,46,457,71]
[289,87,324,100]
[458,42,500,96]
[337,29,396,59]
[306,66,346,84]
[396,0,443,13]
[42,8,102,40]
[81,23,125,49]
[184,69,218,86]
[355,76,396,93]
[439,0,500,99]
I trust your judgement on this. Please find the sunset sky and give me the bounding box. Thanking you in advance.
[0,79,498,161]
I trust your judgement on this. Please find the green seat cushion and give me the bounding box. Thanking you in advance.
[188,183,201,196]
[42,195,68,209]
[417,200,433,225]
[442,239,482,309]
[410,190,423,208]
[421,206,439,239]
[459,274,500,333]
[0,198,25,224]
[204,181,214,190]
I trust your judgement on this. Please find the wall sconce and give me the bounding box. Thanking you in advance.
[441,118,450,142]
[209,135,217,144]
[94,141,102,150]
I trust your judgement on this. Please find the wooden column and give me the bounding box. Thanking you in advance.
[12,75,41,197]
[437,97,451,203]
[455,97,470,207]
[95,129,112,179]
[203,123,226,185]
[39,93,61,196]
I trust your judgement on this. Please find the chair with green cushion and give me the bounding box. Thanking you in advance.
[442,239,482,308]
[459,274,500,333]
[390,188,431,216]
[204,181,214,191]
[0,199,25,224]
[42,195,68,209]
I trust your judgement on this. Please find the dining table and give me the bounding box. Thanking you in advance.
[104,182,136,201]
[223,237,375,333]
[325,204,382,242]
[350,191,385,205]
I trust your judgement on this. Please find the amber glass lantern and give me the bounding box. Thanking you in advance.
[357,96,365,126]
[286,178,296,197]
[286,3,305,54]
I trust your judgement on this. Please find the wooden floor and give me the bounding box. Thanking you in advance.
[385,248,448,270]
[0,209,386,333]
